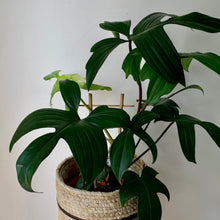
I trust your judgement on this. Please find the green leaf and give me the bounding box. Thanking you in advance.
[152,98,179,121]
[120,167,169,220]
[122,48,142,81]
[167,12,220,33]
[133,12,168,33]
[180,52,220,76]
[86,38,127,89]
[44,70,61,80]
[176,114,220,162]
[100,20,131,37]
[132,12,220,87]
[85,105,131,129]
[59,80,81,113]
[16,133,59,192]
[110,129,135,180]
[62,120,108,187]
[78,82,112,91]
[167,84,204,99]
[133,128,157,163]
[9,109,76,152]
[140,63,177,104]
[132,27,185,86]
[181,57,192,72]
[44,73,112,106]
[176,121,196,163]
[132,111,159,128]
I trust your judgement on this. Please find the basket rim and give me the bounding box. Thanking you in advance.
[56,156,120,196]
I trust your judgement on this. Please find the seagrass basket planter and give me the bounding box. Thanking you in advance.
[56,157,145,220]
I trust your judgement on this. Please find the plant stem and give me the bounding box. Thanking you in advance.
[141,101,149,111]
[131,121,175,165]
[155,121,175,144]
[135,122,150,148]
[137,78,142,113]
[80,98,114,144]
[128,40,143,113]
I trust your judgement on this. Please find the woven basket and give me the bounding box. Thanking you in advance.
[56,157,145,220]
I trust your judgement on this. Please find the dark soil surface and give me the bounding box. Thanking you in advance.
[66,171,121,192]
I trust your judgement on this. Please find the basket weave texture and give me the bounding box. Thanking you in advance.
[56,157,145,220]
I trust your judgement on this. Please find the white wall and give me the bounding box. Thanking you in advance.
[0,0,220,219]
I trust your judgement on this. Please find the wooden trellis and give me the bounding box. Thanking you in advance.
[80,93,134,134]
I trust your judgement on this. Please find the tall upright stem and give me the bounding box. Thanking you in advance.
[128,40,142,113]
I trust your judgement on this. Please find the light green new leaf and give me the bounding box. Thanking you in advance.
[78,82,112,91]
[176,114,220,163]
[44,70,61,80]
[44,72,111,106]
[181,57,193,72]
[120,167,169,220]
[180,52,220,76]
[110,129,135,180]
[86,38,127,89]
[100,20,131,37]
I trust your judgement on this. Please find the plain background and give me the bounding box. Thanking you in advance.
[0,0,220,219]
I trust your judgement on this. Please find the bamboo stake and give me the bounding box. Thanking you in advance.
[118,93,124,134]
[88,93,93,110]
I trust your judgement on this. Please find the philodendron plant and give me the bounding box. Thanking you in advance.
[10,12,220,220]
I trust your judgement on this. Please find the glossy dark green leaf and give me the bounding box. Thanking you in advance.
[132,12,220,87]
[122,48,142,81]
[176,121,196,163]
[16,133,59,192]
[120,167,169,220]
[86,38,127,89]
[132,111,159,128]
[132,28,185,86]
[152,98,179,121]
[100,20,131,37]
[167,12,220,33]
[110,129,135,180]
[133,12,168,34]
[62,120,108,187]
[140,63,176,104]
[176,114,220,162]
[59,80,81,112]
[180,52,220,76]
[167,84,204,99]
[133,128,157,163]
[85,105,131,129]
[9,109,76,152]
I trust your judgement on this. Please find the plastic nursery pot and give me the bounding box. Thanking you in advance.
[56,157,145,220]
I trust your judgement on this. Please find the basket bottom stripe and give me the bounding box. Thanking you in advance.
[57,201,138,220]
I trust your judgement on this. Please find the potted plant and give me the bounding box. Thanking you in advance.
[10,12,220,220]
